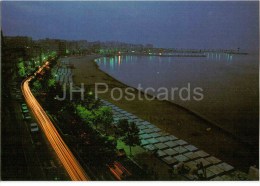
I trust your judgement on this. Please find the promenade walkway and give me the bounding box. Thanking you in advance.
[55,58,73,85]
[100,99,248,180]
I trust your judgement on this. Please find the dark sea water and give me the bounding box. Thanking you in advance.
[96,53,259,144]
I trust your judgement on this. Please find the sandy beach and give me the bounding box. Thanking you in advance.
[70,55,258,172]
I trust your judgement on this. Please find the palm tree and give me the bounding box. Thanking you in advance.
[117,119,140,156]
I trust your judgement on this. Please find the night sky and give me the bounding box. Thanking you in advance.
[2,1,259,51]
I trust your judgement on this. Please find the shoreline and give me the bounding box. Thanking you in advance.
[70,55,258,172]
[106,53,207,58]
[93,56,251,147]
[93,55,256,147]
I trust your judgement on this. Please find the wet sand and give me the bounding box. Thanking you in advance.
[70,55,258,172]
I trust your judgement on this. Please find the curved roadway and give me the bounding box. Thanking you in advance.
[21,62,90,181]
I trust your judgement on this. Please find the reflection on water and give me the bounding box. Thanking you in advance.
[96,53,258,143]
[96,52,236,71]
[205,52,234,62]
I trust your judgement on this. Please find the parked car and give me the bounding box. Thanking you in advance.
[22,108,29,113]
[21,104,28,112]
[21,103,27,107]
[30,123,39,132]
[21,103,27,110]
[15,95,22,100]
[23,113,31,120]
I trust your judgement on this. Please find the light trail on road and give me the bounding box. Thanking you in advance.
[21,62,90,181]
